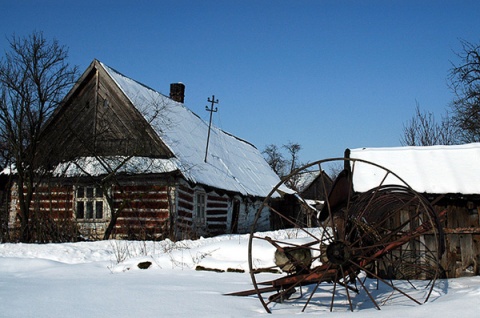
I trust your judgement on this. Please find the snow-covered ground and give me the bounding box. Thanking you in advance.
[1,230,479,317]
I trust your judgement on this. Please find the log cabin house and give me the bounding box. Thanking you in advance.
[5,59,284,241]
[347,144,480,277]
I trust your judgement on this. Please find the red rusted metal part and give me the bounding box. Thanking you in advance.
[271,267,338,288]
[239,158,446,313]
[230,212,441,297]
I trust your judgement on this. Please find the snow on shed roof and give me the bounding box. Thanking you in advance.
[99,62,282,197]
[295,170,321,192]
[348,143,480,195]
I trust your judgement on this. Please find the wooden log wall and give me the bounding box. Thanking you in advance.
[112,184,171,240]
[236,198,269,233]
[8,181,78,241]
[30,184,74,219]
[176,185,195,239]
[175,185,230,239]
[205,194,228,236]
[437,203,480,277]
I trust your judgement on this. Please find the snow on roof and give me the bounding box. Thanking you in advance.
[348,143,480,195]
[295,170,321,192]
[53,156,178,177]
[99,62,282,197]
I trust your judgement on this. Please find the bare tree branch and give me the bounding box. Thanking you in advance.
[0,31,78,242]
[449,39,480,143]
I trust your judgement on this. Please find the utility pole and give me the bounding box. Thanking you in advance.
[204,95,219,163]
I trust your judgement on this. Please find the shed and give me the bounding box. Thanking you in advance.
[271,169,332,230]
[347,143,480,277]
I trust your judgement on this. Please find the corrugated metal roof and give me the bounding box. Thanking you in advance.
[99,62,282,197]
[349,143,480,194]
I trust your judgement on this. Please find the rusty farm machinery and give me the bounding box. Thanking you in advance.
[228,158,445,313]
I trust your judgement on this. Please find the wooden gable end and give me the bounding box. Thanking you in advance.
[37,61,173,168]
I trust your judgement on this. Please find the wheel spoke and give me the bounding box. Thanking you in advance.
[348,259,423,305]
[355,274,380,310]
[339,265,354,312]
[247,158,443,314]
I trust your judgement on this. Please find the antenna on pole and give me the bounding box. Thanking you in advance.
[204,95,219,163]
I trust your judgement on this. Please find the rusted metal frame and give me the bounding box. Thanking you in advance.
[336,159,356,242]
[270,265,338,288]
[327,267,361,312]
[351,217,424,256]
[329,269,339,312]
[265,266,335,308]
[346,167,392,229]
[339,265,354,312]
[318,161,343,241]
[260,235,322,253]
[239,262,336,309]
[429,194,446,206]
[348,195,427,254]
[267,286,296,304]
[354,169,392,218]
[301,262,334,312]
[344,189,416,251]
[265,202,334,243]
[332,159,359,242]
[253,204,437,308]
[225,286,279,297]
[318,161,337,240]
[357,219,436,269]
[355,274,381,310]
[248,198,435,308]
[423,271,440,303]
[347,259,423,306]
[246,158,445,313]
[360,240,439,282]
[342,217,438,284]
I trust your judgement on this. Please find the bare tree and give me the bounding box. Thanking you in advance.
[401,103,457,146]
[262,144,286,176]
[263,141,304,179]
[0,32,78,242]
[283,142,302,174]
[449,39,480,143]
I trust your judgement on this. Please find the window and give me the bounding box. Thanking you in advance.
[75,186,106,221]
[195,192,206,223]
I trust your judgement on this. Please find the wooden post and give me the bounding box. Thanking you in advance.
[204,95,219,163]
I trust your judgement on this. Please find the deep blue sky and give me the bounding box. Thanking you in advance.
[1,0,479,163]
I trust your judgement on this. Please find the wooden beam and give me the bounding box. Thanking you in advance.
[444,227,480,234]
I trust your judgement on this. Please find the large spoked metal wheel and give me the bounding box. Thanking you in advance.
[248,158,445,313]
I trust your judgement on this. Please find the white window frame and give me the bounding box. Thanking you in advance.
[75,186,108,222]
[195,192,206,224]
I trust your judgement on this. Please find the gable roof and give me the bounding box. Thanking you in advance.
[348,143,480,195]
[294,170,321,193]
[55,60,282,197]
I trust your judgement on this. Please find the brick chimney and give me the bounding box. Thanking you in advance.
[170,83,185,103]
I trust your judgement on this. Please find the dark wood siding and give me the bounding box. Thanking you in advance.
[206,194,228,235]
[435,200,480,277]
[31,184,74,219]
[176,185,194,238]
[112,184,171,240]
[8,181,77,241]
[36,62,172,168]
